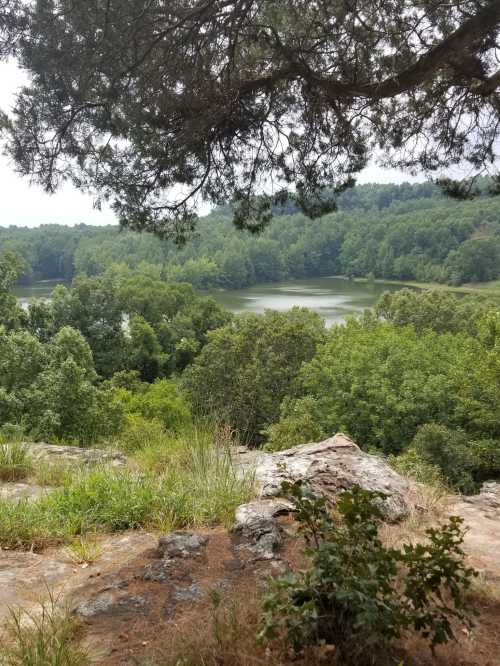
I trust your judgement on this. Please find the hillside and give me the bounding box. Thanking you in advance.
[1,182,500,289]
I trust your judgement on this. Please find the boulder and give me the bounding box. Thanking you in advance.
[251,433,411,521]
[232,499,294,560]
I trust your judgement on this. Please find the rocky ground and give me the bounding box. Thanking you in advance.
[1,435,500,665]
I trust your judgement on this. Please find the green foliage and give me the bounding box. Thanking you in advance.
[264,396,325,451]
[0,325,123,445]
[114,414,167,454]
[0,441,32,481]
[3,185,500,290]
[388,447,445,488]
[413,424,500,494]
[275,317,500,455]
[0,250,26,330]
[376,289,492,336]
[114,379,191,432]
[260,482,476,664]
[182,309,326,440]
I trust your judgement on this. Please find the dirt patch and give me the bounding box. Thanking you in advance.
[70,525,297,665]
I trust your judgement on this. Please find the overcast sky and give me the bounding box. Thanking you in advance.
[0,61,423,229]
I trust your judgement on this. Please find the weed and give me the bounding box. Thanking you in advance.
[65,535,103,565]
[260,482,477,665]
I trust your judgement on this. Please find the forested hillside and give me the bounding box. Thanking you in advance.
[2,182,500,288]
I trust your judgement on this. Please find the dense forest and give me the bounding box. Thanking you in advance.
[2,182,500,289]
[1,238,499,497]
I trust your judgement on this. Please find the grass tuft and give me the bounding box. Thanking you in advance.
[0,592,88,666]
[0,442,33,482]
[65,535,104,565]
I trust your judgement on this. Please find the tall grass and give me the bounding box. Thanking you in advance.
[0,442,33,482]
[0,593,88,666]
[0,423,255,551]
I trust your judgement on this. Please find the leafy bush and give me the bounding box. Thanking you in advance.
[413,424,500,494]
[0,441,32,481]
[375,289,492,336]
[115,414,168,453]
[388,447,446,488]
[260,482,476,664]
[275,318,500,455]
[264,396,325,451]
[114,378,191,432]
[182,309,326,440]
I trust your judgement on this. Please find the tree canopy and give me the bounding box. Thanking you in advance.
[1,1,499,237]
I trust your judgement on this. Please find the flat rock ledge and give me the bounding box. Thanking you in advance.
[24,442,127,467]
[235,433,411,522]
[0,482,48,502]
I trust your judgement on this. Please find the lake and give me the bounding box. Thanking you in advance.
[14,280,67,309]
[208,277,403,326]
[14,276,404,325]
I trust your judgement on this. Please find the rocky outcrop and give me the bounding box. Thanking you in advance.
[446,481,500,578]
[237,433,411,521]
[232,499,294,560]
[26,442,127,467]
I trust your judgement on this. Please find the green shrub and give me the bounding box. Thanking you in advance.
[0,441,33,481]
[275,318,500,456]
[114,378,191,431]
[264,396,325,451]
[182,309,326,440]
[413,424,500,494]
[260,482,476,665]
[388,447,446,487]
[115,414,168,453]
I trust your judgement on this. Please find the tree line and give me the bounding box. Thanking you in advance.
[2,182,500,289]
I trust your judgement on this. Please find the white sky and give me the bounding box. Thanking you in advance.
[0,61,423,229]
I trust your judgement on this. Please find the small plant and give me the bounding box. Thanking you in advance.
[260,482,477,665]
[0,592,88,666]
[0,441,33,481]
[65,535,103,565]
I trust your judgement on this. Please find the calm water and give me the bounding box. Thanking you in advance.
[14,276,404,325]
[14,280,65,309]
[209,277,404,326]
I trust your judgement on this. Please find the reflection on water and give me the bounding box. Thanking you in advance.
[209,276,404,326]
[14,276,406,325]
[14,280,66,310]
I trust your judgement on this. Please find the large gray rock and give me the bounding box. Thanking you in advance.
[233,499,294,560]
[251,433,411,521]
